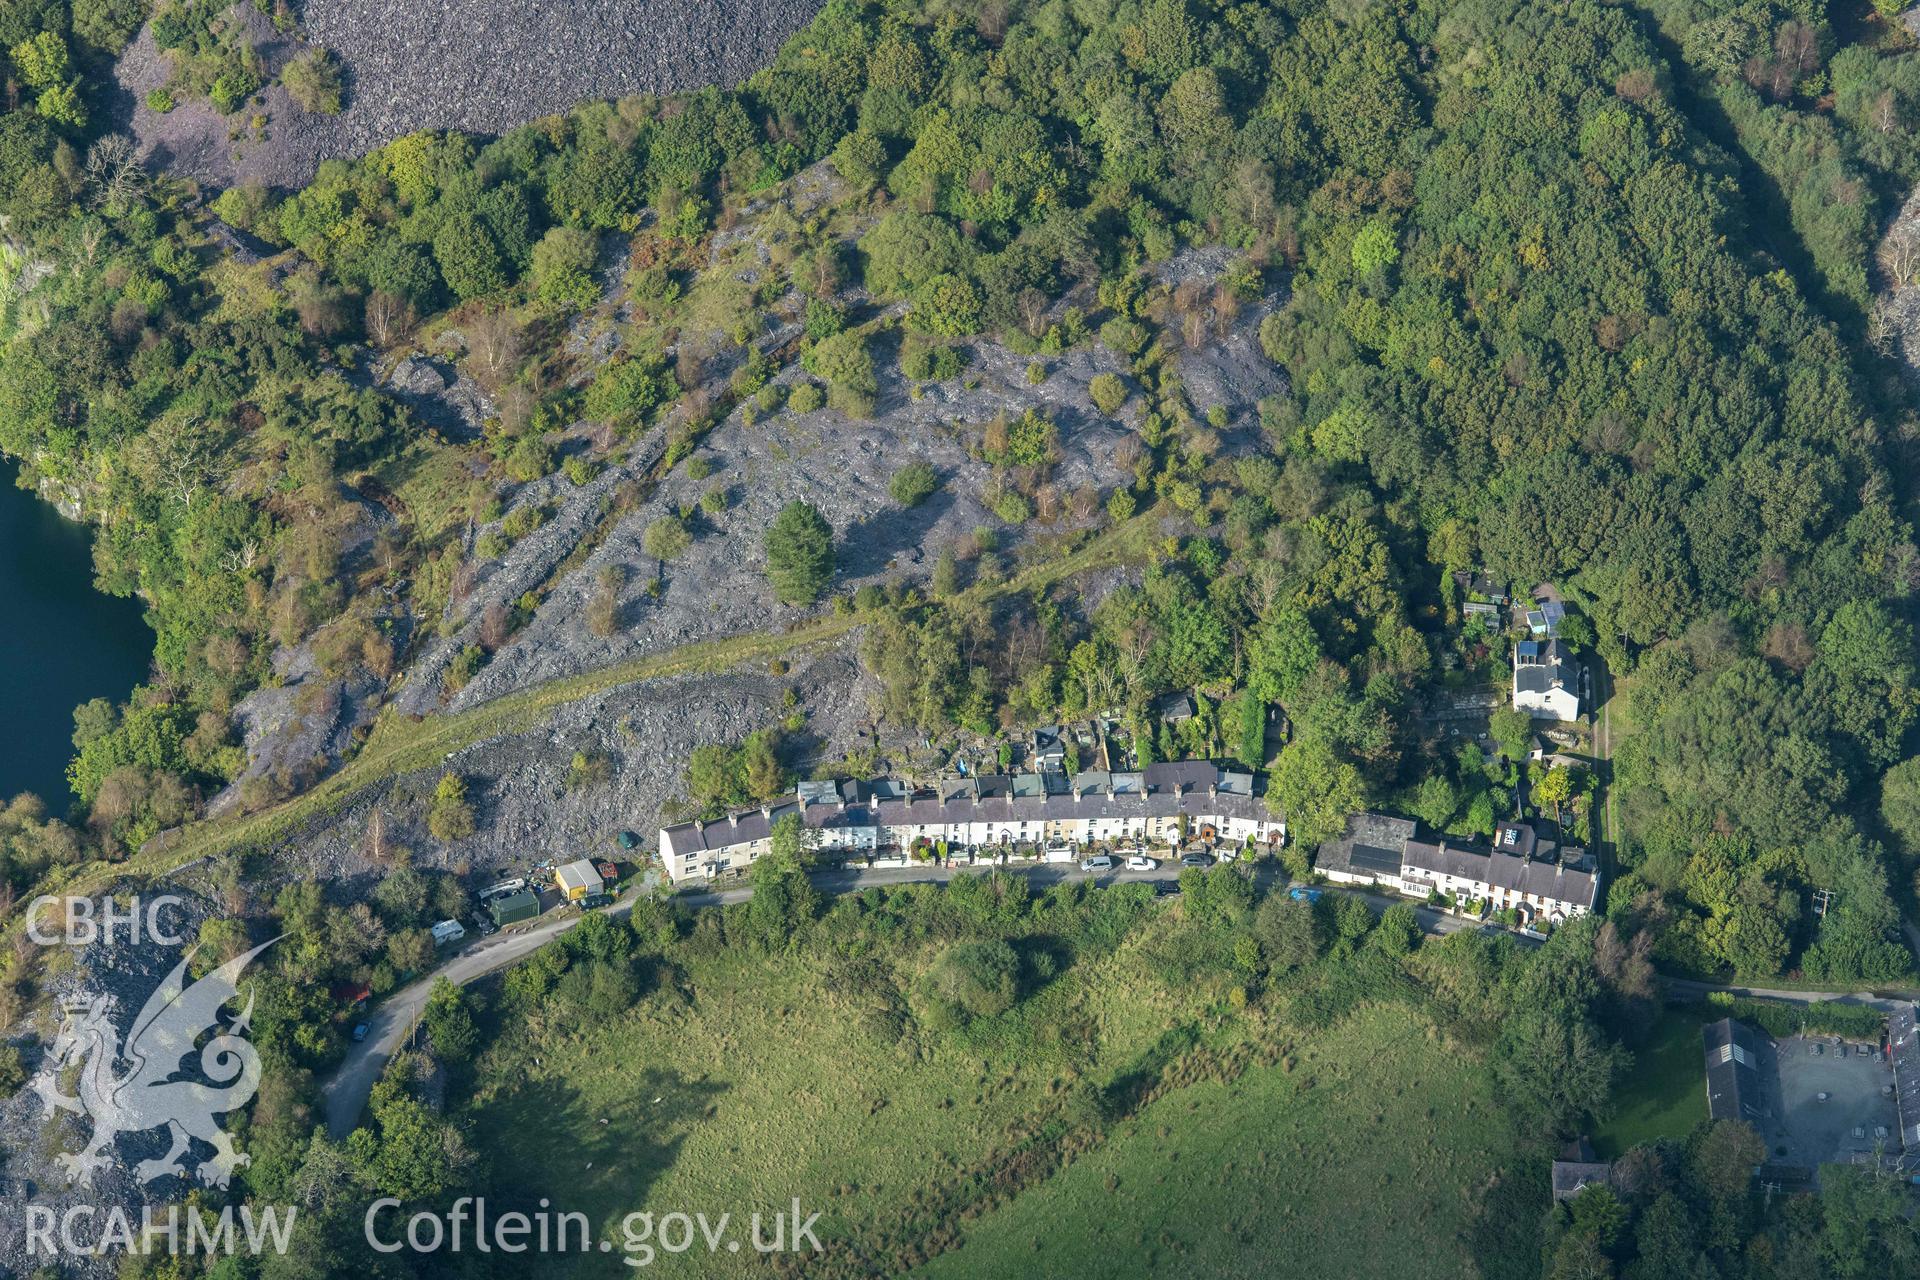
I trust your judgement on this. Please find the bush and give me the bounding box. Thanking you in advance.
[801,330,876,418]
[1089,372,1129,416]
[787,381,825,413]
[586,566,623,637]
[145,87,174,113]
[643,515,691,562]
[899,338,965,382]
[889,461,938,507]
[803,297,846,341]
[282,48,343,114]
[428,773,477,842]
[530,225,599,307]
[927,938,1021,1021]
[501,504,547,539]
[583,358,670,426]
[208,69,258,115]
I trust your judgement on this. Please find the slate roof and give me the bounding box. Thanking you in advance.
[1402,839,1599,911]
[1455,571,1509,601]
[1516,666,1556,695]
[1316,812,1418,880]
[661,762,1282,861]
[1155,691,1197,721]
[1349,842,1405,878]
[1494,821,1538,859]
[1891,1004,1920,1149]
[1704,1018,1765,1125]
[1316,813,1598,909]
[661,801,802,860]
[1551,1139,1613,1201]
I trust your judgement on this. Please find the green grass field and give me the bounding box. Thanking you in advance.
[916,1005,1526,1280]
[457,915,1541,1279]
[1592,1011,1709,1159]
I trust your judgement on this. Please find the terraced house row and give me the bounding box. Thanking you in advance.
[658,760,1287,883]
[1317,812,1601,927]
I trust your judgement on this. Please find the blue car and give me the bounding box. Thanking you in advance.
[1288,887,1323,904]
[352,1023,370,1042]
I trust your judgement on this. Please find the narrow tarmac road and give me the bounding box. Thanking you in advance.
[319,861,1505,1137]
[1661,977,1909,1012]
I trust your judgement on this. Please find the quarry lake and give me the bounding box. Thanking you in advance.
[0,463,151,810]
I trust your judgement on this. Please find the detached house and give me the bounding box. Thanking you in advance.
[1513,638,1581,721]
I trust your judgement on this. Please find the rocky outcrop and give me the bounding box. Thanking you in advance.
[114,0,826,189]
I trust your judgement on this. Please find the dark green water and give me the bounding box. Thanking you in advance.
[0,463,152,811]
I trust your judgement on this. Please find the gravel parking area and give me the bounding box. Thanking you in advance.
[1771,1035,1899,1170]
[115,0,824,188]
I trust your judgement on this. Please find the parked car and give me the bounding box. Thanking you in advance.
[1288,887,1323,903]
[1080,854,1115,872]
[351,1023,370,1043]
[1126,854,1158,871]
[1180,852,1215,868]
[1154,880,1181,896]
[470,914,498,937]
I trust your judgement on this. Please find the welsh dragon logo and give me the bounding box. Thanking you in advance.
[30,939,275,1189]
